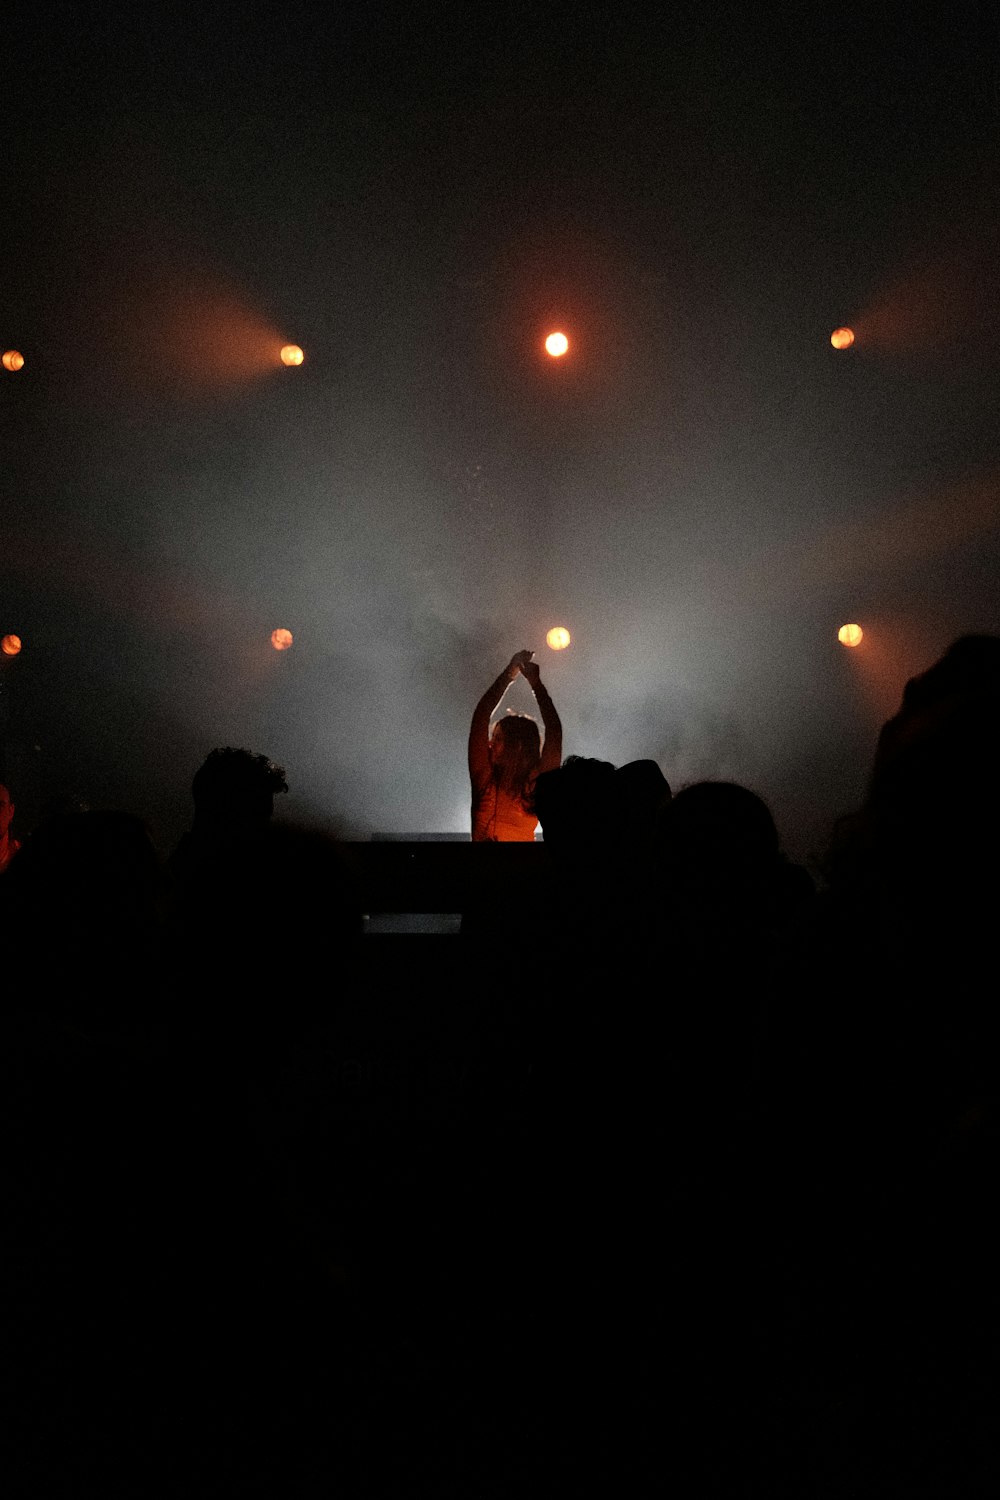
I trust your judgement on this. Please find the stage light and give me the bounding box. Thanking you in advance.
[546,626,571,650]
[280,345,304,366]
[1,634,22,656]
[270,628,294,651]
[544,332,569,357]
[830,327,855,350]
[838,623,863,647]
[2,351,24,371]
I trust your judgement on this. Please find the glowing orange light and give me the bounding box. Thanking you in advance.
[838,623,863,647]
[830,327,855,350]
[280,345,304,366]
[546,626,571,650]
[270,628,294,651]
[1,634,22,656]
[2,351,24,372]
[544,332,569,358]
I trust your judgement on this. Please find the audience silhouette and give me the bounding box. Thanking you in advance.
[3,641,999,1496]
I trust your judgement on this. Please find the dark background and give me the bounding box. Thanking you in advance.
[3,2,999,859]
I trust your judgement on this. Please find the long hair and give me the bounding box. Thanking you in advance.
[491,712,542,805]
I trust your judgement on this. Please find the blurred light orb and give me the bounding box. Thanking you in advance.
[838,623,864,648]
[830,327,855,350]
[1,634,22,656]
[270,628,294,651]
[544,332,569,358]
[2,350,25,371]
[280,344,304,366]
[546,626,571,650]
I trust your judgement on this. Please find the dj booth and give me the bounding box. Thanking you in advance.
[338,837,550,930]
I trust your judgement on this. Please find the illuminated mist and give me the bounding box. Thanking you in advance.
[5,14,1000,865]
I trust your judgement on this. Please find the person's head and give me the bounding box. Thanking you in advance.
[488,712,541,799]
[860,635,1000,887]
[191,747,288,835]
[660,780,780,872]
[614,759,672,845]
[872,634,1000,806]
[534,756,618,848]
[0,784,14,843]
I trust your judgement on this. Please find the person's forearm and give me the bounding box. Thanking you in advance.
[530,677,563,768]
[469,662,519,779]
[527,674,558,723]
[473,664,518,724]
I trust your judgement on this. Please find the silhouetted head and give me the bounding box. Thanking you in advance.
[534,756,618,848]
[872,634,1000,806]
[614,759,672,844]
[859,634,1000,894]
[901,634,1000,714]
[191,747,288,836]
[661,781,780,871]
[489,712,541,800]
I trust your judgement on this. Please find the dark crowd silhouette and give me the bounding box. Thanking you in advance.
[2,636,999,1497]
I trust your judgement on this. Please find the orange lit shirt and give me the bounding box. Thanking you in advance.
[471,781,540,843]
